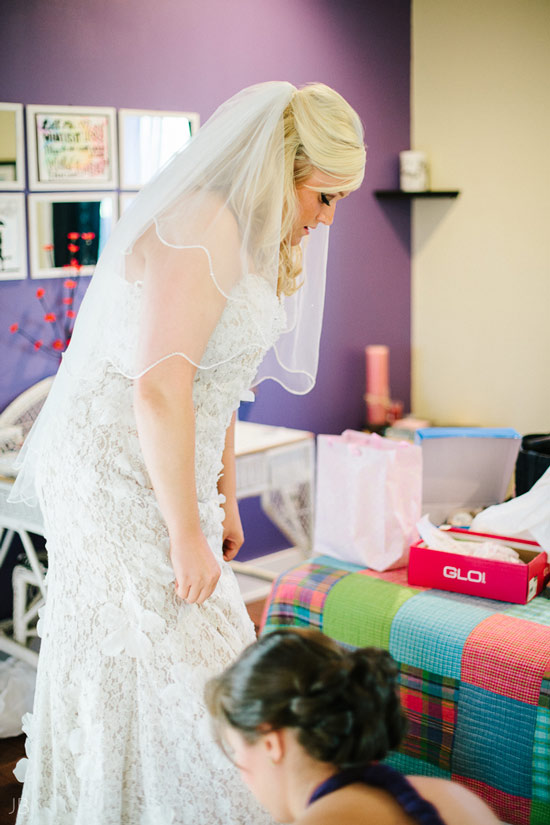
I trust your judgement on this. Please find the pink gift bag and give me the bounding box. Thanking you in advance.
[314,430,422,571]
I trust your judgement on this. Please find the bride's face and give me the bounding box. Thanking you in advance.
[291,169,350,246]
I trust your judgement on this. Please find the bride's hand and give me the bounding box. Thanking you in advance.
[221,497,245,562]
[170,530,221,604]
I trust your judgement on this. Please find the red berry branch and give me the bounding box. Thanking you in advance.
[9,231,95,361]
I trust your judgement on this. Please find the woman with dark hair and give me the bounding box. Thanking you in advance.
[206,628,499,825]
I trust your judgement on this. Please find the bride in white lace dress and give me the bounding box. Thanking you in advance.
[10,82,365,824]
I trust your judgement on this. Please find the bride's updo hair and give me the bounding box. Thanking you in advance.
[278,83,366,296]
[205,627,405,769]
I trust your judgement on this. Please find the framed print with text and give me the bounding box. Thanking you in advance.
[27,104,118,190]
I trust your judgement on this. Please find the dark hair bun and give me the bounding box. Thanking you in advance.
[289,647,406,767]
[205,628,406,770]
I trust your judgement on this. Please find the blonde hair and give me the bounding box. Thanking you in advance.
[278,83,366,295]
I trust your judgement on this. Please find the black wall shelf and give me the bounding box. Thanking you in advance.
[374,190,460,199]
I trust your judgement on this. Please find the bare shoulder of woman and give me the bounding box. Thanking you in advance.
[407,776,500,825]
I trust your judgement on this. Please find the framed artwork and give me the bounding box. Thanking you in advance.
[28,192,118,278]
[26,104,118,190]
[0,194,27,280]
[118,108,199,190]
[0,103,25,190]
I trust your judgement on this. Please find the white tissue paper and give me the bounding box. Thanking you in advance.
[470,466,550,552]
[416,515,521,563]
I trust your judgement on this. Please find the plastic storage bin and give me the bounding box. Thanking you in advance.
[414,427,521,525]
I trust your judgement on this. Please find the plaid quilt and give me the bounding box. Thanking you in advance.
[262,555,550,825]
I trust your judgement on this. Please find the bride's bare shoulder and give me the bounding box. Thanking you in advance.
[127,190,241,290]
[407,776,500,825]
[130,190,239,258]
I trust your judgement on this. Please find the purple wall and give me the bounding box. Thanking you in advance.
[0,0,411,558]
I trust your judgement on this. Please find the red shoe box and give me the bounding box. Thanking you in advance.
[408,528,550,603]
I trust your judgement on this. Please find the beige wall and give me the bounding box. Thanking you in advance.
[411,0,550,433]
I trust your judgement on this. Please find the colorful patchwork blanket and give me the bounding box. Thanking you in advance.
[261,555,550,825]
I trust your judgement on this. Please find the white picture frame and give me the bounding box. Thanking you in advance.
[28,192,118,278]
[26,104,118,190]
[0,193,27,280]
[118,107,199,190]
[0,103,25,190]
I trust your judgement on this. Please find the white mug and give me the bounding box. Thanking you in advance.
[399,150,429,192]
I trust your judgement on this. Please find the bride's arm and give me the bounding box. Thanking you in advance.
[217,413,244,561]
[131,223,237,604]
[134,358,221,604]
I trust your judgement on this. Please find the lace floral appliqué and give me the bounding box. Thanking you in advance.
[100,592,166,658]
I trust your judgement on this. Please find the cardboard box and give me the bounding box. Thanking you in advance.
[414,427,522,525]
[408,528,550,603]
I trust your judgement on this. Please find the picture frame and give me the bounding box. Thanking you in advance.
[28,192,118,278]
[118,108,199,190]
[0,193,27,280]
[26,104,118,190]
[0,103,25,190]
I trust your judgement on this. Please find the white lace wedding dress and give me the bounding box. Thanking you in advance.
[15,274,284,825]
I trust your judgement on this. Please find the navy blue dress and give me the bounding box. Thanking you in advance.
[308,763,447,824]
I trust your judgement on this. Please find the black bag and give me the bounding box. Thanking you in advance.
[515,434,550,496]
